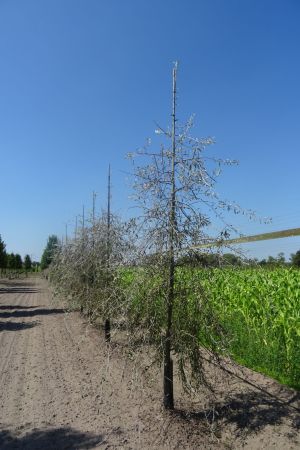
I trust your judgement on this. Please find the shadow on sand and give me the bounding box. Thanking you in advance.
[0,280,43,295]
[0,427,105,450]
[0,305,41,310]
[0,321,39,332]
[0,287,42,294]
[0,308,65,319]
[173,389,300,439]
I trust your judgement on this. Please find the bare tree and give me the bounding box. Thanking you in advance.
[128,62,253,409]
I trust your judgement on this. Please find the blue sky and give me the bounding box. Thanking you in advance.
[1,0,300,261]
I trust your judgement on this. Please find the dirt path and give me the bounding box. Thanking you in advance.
[0,278,299,449]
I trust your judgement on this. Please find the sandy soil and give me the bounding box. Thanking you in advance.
[0,277,299,449]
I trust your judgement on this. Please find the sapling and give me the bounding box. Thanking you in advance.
[128,62,253,409]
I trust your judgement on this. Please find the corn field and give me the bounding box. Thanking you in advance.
[182,267,300,388]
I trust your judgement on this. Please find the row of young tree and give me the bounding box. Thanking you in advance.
[0,235,38,273]
[45,63,300,410]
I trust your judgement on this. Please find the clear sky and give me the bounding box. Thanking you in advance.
[1,0,300,261]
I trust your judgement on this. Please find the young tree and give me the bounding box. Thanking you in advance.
[129,63,253,409]
[41,235,59,270]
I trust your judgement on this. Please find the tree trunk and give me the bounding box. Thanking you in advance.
[105,165,111,343]
[163,334,174,409]
[104,318,111,342]
[163,62,177,410]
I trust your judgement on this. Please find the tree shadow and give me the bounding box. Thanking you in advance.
[0,305,41,310]
[0,308,65,319]
[0,280,43,294]
[0,427,105,450]
[0,321,39,332]
[0,279,37,286]
[0,280,27,286]
[0,287,42,294]
[173,389,300,439]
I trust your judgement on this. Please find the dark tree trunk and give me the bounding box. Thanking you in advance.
[163,328,174,409]
[163,62,177,410]
[104,318,111,342]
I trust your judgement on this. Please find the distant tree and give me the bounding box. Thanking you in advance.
[222,253,242,266]
[260,253,286,267]
[267,255,277,265]
[15,254,23,270]
[24,254,32,271]
[7,253,16,269]
[32,261,41,272]
[259,252,287,267]
[275,252,285,265]
[177,252,222,267]
[0,235,7,269]
[290,250,300,267]
[41,235,59,270]
[177,252,243,268]
[246,257,259,266]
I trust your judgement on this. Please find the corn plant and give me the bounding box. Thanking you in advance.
[192,267,300,388]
